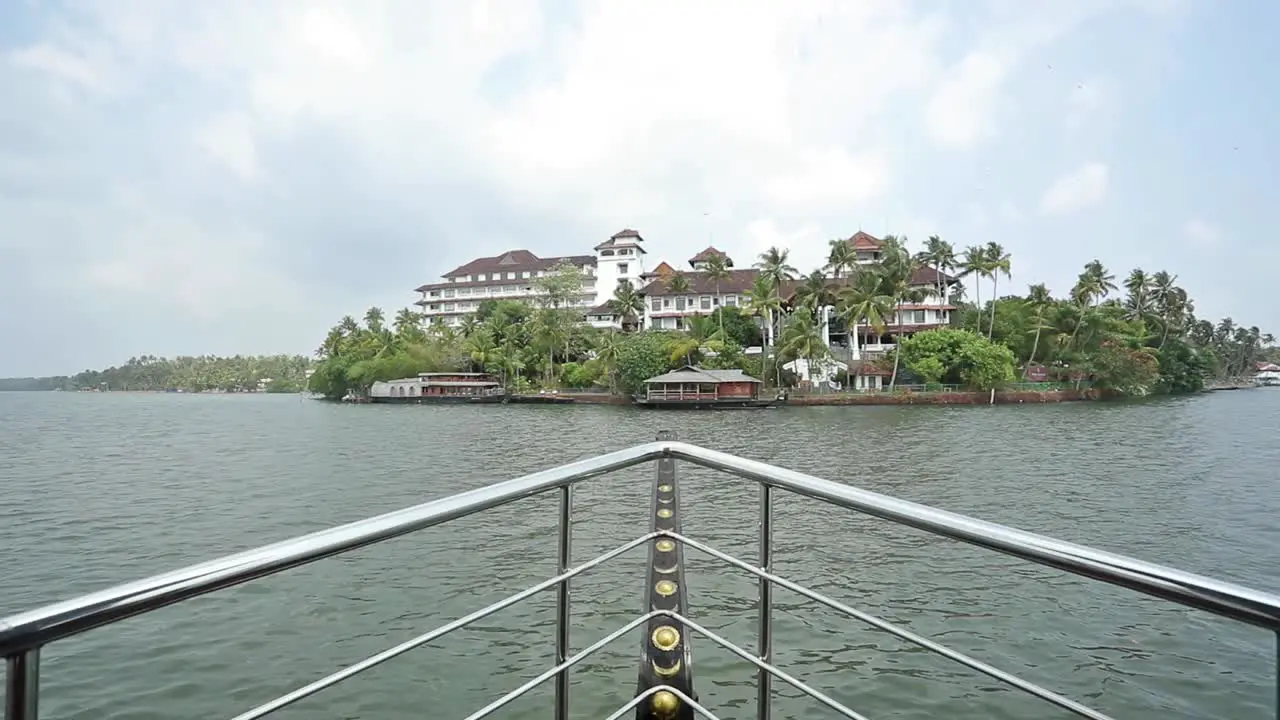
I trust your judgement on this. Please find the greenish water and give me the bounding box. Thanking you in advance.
[0,391,1277,719]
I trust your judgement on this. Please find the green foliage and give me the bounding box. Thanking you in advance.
[896,329,1017,390]
[616,332,678,395]
[1084,341,1160,396]
[709,306,763,348]
[4,354,315,393]
[1154,339,1210,393]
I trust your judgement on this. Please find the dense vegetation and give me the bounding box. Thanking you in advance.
[310,238,1273,400]
[0,355,313,393]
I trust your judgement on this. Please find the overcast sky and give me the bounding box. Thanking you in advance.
[1,0,1276,376]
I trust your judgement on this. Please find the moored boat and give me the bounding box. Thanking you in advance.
[369,372,505,404]
[633,365,781,409]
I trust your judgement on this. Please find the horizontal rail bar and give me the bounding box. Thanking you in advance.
[0,442,670,655]
[607,685,720,720]
[664,532,1112,720]
[229,533,658,720]
[661,442,1280,631]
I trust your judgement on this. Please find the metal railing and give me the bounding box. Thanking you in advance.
[3,435,1280,719]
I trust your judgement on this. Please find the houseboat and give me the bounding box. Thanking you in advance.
[1255,361,1280,387]
[634,366,778,409]
[369,372,505,404]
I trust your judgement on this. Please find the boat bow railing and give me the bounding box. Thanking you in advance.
[3,433,1279,719]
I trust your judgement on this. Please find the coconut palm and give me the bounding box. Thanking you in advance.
[984,242,1012,340]
[826,238,858,280]
[702,253,732,335]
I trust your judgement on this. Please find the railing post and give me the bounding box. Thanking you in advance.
[757,484,773,720]
[554,485,572,720]
[4,649,40,720]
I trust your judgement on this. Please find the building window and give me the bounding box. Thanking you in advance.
[912,310,926,324]
[675,297,686,311]
[429,290,440,297]
[443,289,455,298]
[651,297,662,311]
[472,274,482,282]
[725,296,737,306]
[522,271,530,278]
[619,248,631,255]
[601,249,614,256]
[618,263,629,274]
[699,296,712,310]
[429,304,439,311]
[458,288,471,296]
[443,303,456,311]
[506,272,515,280]
[503,285,517,293]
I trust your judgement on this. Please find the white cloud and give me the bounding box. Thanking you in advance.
[1182,219,1221,248]
[0,0,1203,373]
[924,51,1009,148]
[1039,162,1109,215]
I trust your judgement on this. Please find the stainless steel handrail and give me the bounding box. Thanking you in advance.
[4,438,1279,720]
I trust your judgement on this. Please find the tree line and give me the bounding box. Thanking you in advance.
[309,237,1272,400]
[0,354,314,393]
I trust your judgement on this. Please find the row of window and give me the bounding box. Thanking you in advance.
[448,265,594,284]
[429,282,595,299]
[424,296,595,313]
[599,248,635,256]
[649,295,740,313]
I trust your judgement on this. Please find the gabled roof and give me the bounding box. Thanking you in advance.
[688,247,733,267]
[847,231,883,251]
[641,261,677,279]
[640,269,759,297]
[643,365,763,384]
[594,228,648,252]
[434,250,595,282]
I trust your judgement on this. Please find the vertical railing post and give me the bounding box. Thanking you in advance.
[4,649,40,720]
[757,484,773,720]
[555,485,572,720]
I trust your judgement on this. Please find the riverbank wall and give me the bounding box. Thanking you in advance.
[786,388,1097,405]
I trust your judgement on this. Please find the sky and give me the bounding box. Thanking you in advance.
[1,0,1277,377]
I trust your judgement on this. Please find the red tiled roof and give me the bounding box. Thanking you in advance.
[688,246,733,267]
[641,261,677,279]
[640,269,759,297]
[437,250,595,280]
[848,231,883,251]
[612,228,642,239]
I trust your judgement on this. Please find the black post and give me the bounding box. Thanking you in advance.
[635,430,696,720]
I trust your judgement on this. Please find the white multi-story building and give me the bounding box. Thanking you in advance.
[414,229,648,328]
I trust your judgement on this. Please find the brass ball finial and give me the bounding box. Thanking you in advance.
[652,625,680,651]
[651,690,680,717]
[657,508,673,519]
[655,580,677,597]
[655,539,676,553]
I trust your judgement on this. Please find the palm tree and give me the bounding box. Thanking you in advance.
[702,253,732,336]
[754,246,798,290]
[826,238,858,280]
[666,273,691,295]
[835,271,893,374]
[747,275,784,385]
[793,270,834,319]
[984,242,1011,340]
[607,280,645,331]
[958,246,989,333]
[779,311,830,390]
[915,235,956,303]
[876,236,919,389]
[1150,271,1179,347]
[1024,283,1053,365]
[1123,269,1153,328]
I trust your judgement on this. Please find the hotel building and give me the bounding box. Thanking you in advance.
[412,229,957,387]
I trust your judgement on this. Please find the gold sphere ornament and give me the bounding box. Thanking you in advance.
[651,690,680,716]
[658,484,672,492]
[652,625,681,651]
[655,580,677,597]
[655,539,676,553]
[657,508,673,519]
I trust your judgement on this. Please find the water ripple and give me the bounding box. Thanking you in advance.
[0,392,1276,719]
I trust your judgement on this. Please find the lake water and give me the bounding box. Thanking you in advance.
[0,391,1277,719]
